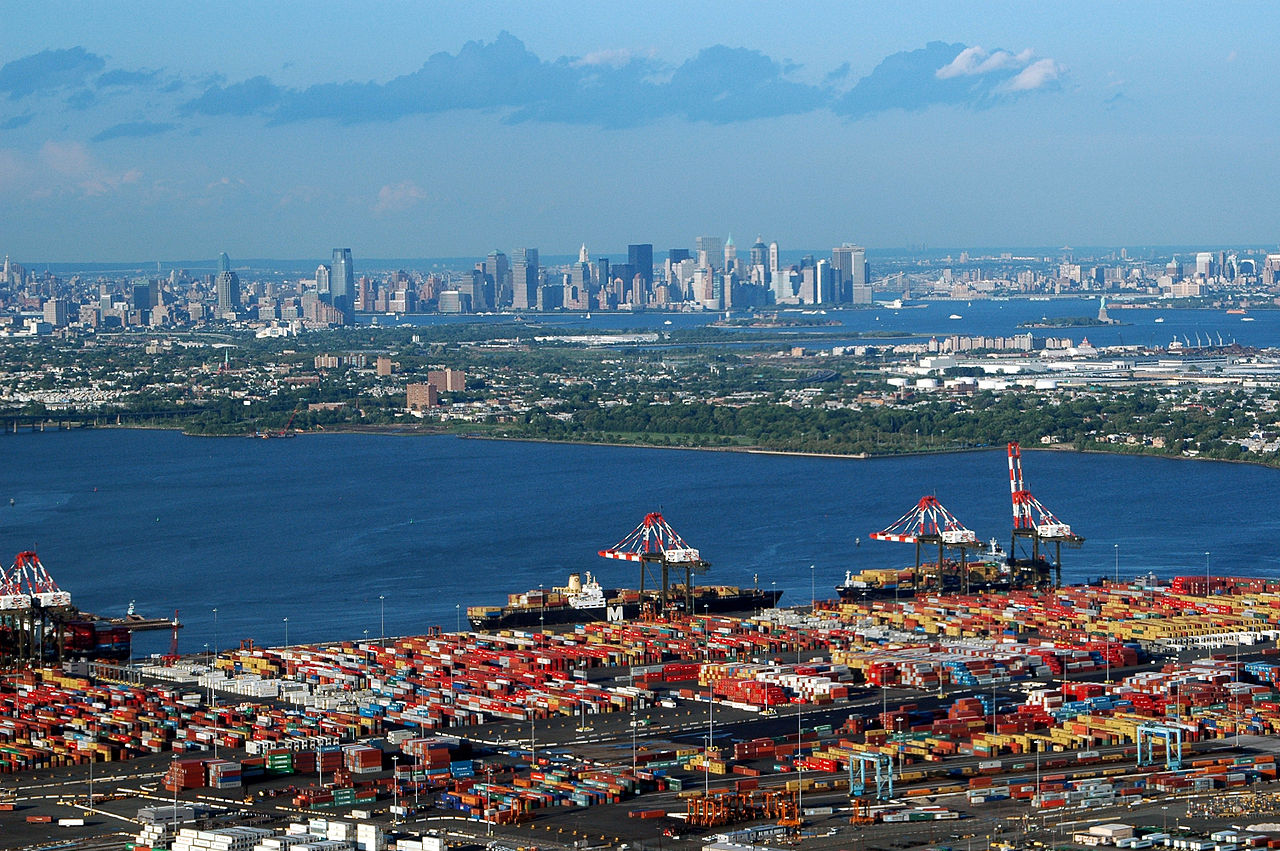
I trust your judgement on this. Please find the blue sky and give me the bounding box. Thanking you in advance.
[2,1,1277,262]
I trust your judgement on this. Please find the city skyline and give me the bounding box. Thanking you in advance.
[2,2,1278,260]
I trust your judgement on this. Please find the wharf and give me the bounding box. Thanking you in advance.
[9,577,1280,849]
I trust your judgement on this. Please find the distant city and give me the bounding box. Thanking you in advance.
[4,239,1279,336]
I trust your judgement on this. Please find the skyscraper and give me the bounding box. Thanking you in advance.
[511,248,539,310]
[331,248,354,319]
[627,244,653,292]
[833,244,869,305]
[216,252,240,313]
[696,235,723,271]
[723,234,737,272]
[484,250,508,310]
[316,264,331,295]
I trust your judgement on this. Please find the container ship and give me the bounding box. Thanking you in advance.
[836,539,1012,602]
[468,571,783,630]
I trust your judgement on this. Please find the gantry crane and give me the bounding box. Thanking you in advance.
[870,495,981,592]
[1007,442,1084,587]
[599,512,709,614]
[0,551,73,664]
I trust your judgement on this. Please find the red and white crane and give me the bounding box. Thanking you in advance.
[0,551,71,610]
[1007,441,1084,586]
[871,495,980,591]
[599,512,708,613]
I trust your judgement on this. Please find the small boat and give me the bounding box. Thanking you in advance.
[663,319,672,325]
[1242,316,1255,322]
[949,314,963,320]
[1154,317,1164,323]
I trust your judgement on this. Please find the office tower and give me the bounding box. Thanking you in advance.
[696,235,723,270]
[749,237,768,269]
[330,248,354,318]
[769,241,780,277]
[484,250,508,310]
[669,248,691,264]
[42,298,67,328]
[816,259,835,304]
[315,264,331,295]
[724,234,737,272]
[511,248,539,310]
[627,244,653,291]
[216,253,241,312]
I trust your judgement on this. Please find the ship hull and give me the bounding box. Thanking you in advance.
[470,589,782,631]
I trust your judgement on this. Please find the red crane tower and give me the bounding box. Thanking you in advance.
[1007,441,1084,587]
[599,512,709,614]
[870,495,981,592]
[0,552,72,663]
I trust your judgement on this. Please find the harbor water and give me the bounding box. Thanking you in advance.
[2,430,1279,656]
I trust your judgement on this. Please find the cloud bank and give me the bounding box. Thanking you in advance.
[0,35,1065,137]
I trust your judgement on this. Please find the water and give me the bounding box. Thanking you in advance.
[2,430,1279,657]
[367,299,1280,350]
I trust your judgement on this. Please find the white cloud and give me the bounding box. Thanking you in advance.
[1004,58,1064,92]
[936,46,1033,79]
[27,140,141,197]
[574,48,651,68]
[373,181,426,214]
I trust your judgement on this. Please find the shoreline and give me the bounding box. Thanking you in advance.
[52,420,1279,470]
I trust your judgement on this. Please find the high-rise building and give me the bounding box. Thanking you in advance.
[330,249,354,319]
[216,252,241,313]
[485,250,509,309]
[511,248,540,310]
[749,237,768,269]
[315,264,331,295]
[627,244,653,292]
[696,235,723,271]
[723,234,737,272]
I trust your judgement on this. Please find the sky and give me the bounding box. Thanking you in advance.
[2,1,1278,263]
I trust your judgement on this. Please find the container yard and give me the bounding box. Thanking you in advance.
[6,573,1280,850]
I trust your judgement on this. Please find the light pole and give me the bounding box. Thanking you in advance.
[1113,544,1118,584]
[283,617,288,647]
[171,753,178,840]
[796,700,803,824]
[379,594,386,643]
[455,603,461,633]
[392,755,399,825]
[212,607,218,659]
[1205,551,1211,596]
[809,564,815,613]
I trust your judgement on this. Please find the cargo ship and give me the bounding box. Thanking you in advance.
[468,571,783,630]
[836,539,1012,601]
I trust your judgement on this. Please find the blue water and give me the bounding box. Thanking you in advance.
[2,430,1279,657]
[367,299,1280,350]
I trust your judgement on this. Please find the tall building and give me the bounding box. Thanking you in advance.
[723,234,737,272]
[216,252,241,313]
[511,248,539,310]
[315,264,331,295]
[749,236,768,269]
[627,244,653,292]
[330,249,354,318]
[484,250,508,310]
[696,235,723,271]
